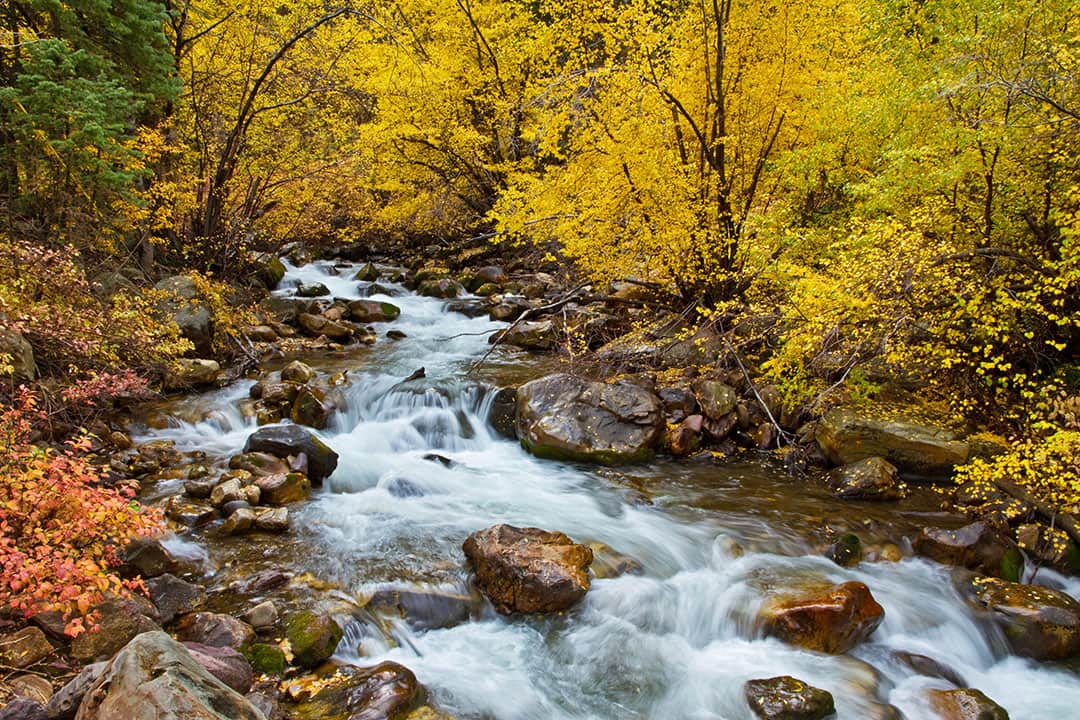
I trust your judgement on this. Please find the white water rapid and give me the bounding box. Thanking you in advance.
[136,260,1080,719]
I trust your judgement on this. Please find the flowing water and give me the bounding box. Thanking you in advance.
[135,260,1080,719]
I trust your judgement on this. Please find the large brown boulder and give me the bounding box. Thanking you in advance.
[759,581,884,654]
[962,576,1080,660]
[516,373,664,464]
[815,406,969,477]
[74,631,264,720]
[744,676,836,719]
[463,524,593,614]
[915,522,1023,582]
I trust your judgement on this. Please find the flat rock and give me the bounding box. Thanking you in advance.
[816,406,969,478]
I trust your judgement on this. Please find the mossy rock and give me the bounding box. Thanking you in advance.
[245,642,287,675]
[285,611,343,668]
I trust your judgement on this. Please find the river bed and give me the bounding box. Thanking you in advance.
[133,260,1080,719]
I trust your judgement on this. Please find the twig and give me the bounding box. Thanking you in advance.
[723,338,793,448]
[467,283,590,375]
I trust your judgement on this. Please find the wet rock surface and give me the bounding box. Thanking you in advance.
[285,611,343,668]
[759,581,884,654]
[928,688,1010,720]
[463,524,593,614]
[243,424,339,484]
[915,522,1023,582]
[744,675,836,719]
[291,662,424,720]
[516,373,664,464]
[960,575,1080,660]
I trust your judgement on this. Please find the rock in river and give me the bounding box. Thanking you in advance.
[962,575,1080,660]
[292,662,424,720]
[463,524,594,614]
[74,631,264,720]
[826,456,904,501]
[744,675,836,720]
[243,424,338,484]
[928,688,1009,720]
[759,581,884,654]
[285,611,343,668]
[516,373,664,465]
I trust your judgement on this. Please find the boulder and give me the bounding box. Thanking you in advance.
[744,676,836,720]
[492,320,559,351]
[348,299,400,323]
[0,327,35,381]
[658,386,698,422]
[516,374,664,465]
[285,611,343,668]
[73,631,264,720]
[164,497,217,527]
[211,478,247,507]
[255,472,311,505]
[963,576,1080,660]
[243,425,338,484]
[147,574,206,625]
[71,598,160,662]
[826,457,904,501]
[174,612,255,650]
[463,524,593,614]
[290,386,331,429]
[354,262,380,282]
[693,380,738,421]
[155,275,214,355]
[0,627,53,668]
[292,662,424,720]
[815,406,969,477]
[182,643,253,694]
[759,581,884,654]
[221,508,257,535]
[163,359,220,390]
[915,522,1023,582]
[928,688,1009,720]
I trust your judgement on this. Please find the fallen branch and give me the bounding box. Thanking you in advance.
[992,477,1080,549]
[723,337,793,449]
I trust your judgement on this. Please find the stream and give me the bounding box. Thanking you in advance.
[134,260,1080,719]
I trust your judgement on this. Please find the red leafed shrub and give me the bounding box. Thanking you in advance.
[0,389,163,635]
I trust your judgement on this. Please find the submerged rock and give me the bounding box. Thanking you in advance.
[744,675,836,720]
[962,576,1080,660]
[463,524,593,614]
[815,406,969,477]
[759,581,884,654]
[367,587,477,631]
[244,425,338,484]
[74,631,264,720]
[516,373,664,465]
[915,522,1023,582]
